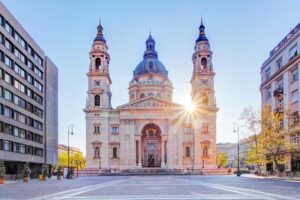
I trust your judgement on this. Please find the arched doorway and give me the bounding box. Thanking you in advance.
[141,123,161,168]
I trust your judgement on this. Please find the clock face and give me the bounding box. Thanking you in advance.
[201,79,208,86]
[94,80,100,86]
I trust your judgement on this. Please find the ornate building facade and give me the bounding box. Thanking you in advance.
[260,22,300,173]
[84,20,218,173]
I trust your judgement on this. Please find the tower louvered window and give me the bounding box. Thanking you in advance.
[95,58,101,70]
[94,95,100,106]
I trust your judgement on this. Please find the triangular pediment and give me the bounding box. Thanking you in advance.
[117,96,182,109]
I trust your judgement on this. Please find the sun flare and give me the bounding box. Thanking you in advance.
[184,100,196,112]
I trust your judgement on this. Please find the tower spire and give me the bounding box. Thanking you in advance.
[195,17,208,43]
[94,18,106,43]
[199,17,205,35]
[97,17,103,36]
[144,33,157,59]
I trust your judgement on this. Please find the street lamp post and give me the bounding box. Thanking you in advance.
[76,161,79,178]
[234,123,241,177]
[67,124,74,179]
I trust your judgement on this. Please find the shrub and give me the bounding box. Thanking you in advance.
[22,162,31,177]
[0,160,6,179]
[42,164,49,177]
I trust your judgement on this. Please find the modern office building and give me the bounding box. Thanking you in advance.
[0,2,58,177]
[260,22,300,173]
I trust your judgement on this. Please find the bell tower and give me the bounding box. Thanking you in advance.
[86,19,112,110]
[190,19,218,170]
[191,19,216,109]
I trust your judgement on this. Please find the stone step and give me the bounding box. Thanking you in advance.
[78,168,230,176]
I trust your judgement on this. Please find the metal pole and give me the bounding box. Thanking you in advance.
[237,126,240,176]
[67,128,70,179]
[77,162,79,178]
[67,124,73,179]
[234,123,241,177]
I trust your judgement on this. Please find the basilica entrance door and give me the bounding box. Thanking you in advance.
[141,123,161,168]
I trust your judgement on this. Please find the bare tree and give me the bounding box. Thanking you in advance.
[239,106,263,174]
[240,105,291,174]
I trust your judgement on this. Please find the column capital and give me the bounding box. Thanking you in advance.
[161,135,168,141]
[135,134,142,140]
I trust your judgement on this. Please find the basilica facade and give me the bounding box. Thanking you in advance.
[84,20,218,173]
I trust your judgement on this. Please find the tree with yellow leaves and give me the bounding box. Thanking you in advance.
[259,105,291,173]
[240,105,291,174]
[217,153,228,168]
[58,152,86,170]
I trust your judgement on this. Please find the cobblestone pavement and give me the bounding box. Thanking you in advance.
[0,175,300,200]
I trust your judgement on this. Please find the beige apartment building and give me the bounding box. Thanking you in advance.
[0,2,58,177]
[58,144,83,156]
[260,22,300,173]
[217,140,254,170]
[84,20,218,173]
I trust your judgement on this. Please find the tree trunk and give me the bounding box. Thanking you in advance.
[273,156,280,176]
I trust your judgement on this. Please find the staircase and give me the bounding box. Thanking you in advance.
[79,168,230,176]
[135,168,174,175]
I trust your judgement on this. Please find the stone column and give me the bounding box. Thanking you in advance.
[165,140,168,167]
[138,139,142,167]
[161,139,166,168]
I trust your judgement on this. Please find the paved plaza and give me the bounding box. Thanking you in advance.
[0,175,300,200]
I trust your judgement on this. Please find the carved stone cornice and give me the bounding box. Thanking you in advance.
[86,70,112,84]
[91,88,104,94]
[83,107,101,113]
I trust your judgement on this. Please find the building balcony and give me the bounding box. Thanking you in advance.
[290,111,299,127]
[273,87,283,98]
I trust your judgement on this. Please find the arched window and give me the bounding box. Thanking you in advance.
[201,58,207,69]
[203,146,208,157]
[94,147,100,158]
[140,93,145,99]
[156,93,161,98]
[148,93,153,96]
[185,146,190,157]
[94,95,100,106]
[95,58,101,70]
[113,147,117,158]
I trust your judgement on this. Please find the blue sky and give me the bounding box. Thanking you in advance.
[2,0,300,155]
